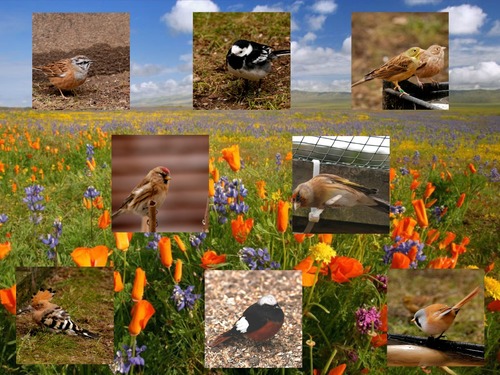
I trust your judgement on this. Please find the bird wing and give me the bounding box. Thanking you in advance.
[314,174,378,195]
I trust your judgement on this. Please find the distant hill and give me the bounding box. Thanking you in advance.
[131,94,192,108]
[292,90,350,109]
[450,89,500,104]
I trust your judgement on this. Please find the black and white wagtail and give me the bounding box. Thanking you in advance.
[226,40,290,88]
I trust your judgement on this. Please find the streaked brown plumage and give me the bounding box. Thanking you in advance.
[112,166,171,219]
[33,55,93,98]
[291,174,389,213]
[352,47,425,93]
[18,288,98,338]
[414,45,446,87]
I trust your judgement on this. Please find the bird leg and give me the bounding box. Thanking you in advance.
[57,88,69,99]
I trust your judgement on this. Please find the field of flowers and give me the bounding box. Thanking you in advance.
[0,109,499,375]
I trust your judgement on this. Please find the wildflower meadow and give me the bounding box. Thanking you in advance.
[0,108,499,375]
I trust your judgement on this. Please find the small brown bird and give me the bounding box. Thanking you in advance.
[33,55,93,98]
[412,287,480,338]
[414,45,446,87]
[112,166,171,219]
[352,47,425,93]
[18,288,99,338]
[292,174,389,213]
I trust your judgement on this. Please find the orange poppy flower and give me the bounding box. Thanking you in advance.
[380,304,388,332]
[409,179,420,191]
[114,232,130,251]
[201,250,226,269]
[328,364,347,375]
[83,197,91,209]
[412,199,428,228]
[427,257,455,269]
[0,284,16,314]
[212,167,219,183]
[294,256,318,287]
[98,210,111,229]
[456,193,466,208]
[423,182,435,199]
[438,232,456,249]
[159,237,173,268]
[487,300,500,312]
[329,256,364,283]
[468,163,477,174]
[391,252,411,269]
[71,245,109,267]
[208,178,215,197]
[93,196,103,209]
[318,234,333,245]
[425,229,440,245]
[231,215,253,244]
[173,235,186,252]
[255,180,266,199]
[131,267,146,302]
[221,145,241,172]
[114,271,124,292]
[371,333,387,348]
[129,300,155,336]
[389,168,396,182]
[174,259,182,283]
[392,217,418,241]
[277,200,289,233]
[0,241,12,260]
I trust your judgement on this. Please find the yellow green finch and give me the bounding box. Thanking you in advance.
[352,46,425,93]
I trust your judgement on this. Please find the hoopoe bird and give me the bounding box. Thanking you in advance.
[18,288,99,339]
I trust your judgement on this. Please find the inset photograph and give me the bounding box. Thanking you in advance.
[351,12,449,110]
[387,269,484,367]
[205,270,302,368]
[193,12,290,110]
[112,135,209,232]
[16,267,114,365]
[292,136,390,234]
[32,13,130,110]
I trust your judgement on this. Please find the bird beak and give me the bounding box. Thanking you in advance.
[411,318,415,323]
[293,202,301,210]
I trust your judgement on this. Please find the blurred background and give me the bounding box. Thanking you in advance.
[112,135,208,232]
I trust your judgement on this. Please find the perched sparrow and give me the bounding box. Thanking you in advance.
[33,55,93,98]
[414,45,446,87]
[209,295,284,347]
[292,174,390,213]
[226,40,290,89]
[352,47,425,94]
[412,287,480,339]
[18,288,98,339]
[112,166,171,219]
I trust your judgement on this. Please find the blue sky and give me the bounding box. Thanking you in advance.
[0,0,499,106]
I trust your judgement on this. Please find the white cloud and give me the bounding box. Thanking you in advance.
[450,61,500,89]
[292,79,349,92]
[307,14,327,31]
[291,40,350,77]
[312,0,337,14]
[449,38,500,67]
[252,5,284,12]
[441,4,487,35]
[405,0,441,5]
[290,1,304,13]
[131,75,193,98]
[342,36,351,54]
[131,62,170,77]
[301,32,317,43]
[161,0,219,33]
[488,20,500,36]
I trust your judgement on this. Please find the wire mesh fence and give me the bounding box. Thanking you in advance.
[292,136,390,170]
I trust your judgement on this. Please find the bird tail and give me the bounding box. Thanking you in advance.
[77,328,99,339]
[452,286,480,311]
[209,332,234,347]
[273,49,290,57]
[111,210,121,219]
[370,197,390,214]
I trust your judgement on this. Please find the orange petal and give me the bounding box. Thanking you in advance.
[131,267,146,301]
[129,300,155,336]
[159,237,173,268]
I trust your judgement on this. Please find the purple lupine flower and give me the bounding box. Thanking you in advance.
[355,306,381,334]
[86,144,95,161]
[83,186,101,199]
[144,232,162,250]
[0,214,8,224]
[383,238,426,268]
[171,285,201,311]
[189,232,206,248]
[239,247,281,270]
